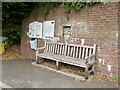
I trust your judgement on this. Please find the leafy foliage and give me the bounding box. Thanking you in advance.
[2,2,36,25]
[2,2,36,46]
[63,2,102,13]
[42,2,62,19]
[2,1,107,46]
[2,24,22,46]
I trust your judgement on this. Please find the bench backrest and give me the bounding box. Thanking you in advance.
[44,42,96,60]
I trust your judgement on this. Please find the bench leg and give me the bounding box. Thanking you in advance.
[55,61,60,70]
[91,64,95,75]
[36,55,38,63]
[36,55,44,64]
[85,66,89,79]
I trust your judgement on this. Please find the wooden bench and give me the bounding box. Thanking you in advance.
[36,41,97,79]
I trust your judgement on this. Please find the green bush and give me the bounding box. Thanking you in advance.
[2,24,22,46]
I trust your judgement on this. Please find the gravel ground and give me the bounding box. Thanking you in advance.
[2,59,118,88]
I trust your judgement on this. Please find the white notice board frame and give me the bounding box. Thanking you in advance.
[42,20,55,39]
[29,21,42,38]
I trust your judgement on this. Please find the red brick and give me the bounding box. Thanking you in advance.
[21,2,119,77]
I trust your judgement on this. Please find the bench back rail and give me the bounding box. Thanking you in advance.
[44,42,96,60]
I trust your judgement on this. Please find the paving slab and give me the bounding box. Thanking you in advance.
[2,59,118,88]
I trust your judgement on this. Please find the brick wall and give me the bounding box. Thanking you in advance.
[21,2,119,77]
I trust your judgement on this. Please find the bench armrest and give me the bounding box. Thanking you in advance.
[36,46,45,50]
[85,54,96,66]
[36,46,45,54]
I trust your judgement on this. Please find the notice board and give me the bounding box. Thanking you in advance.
[42,20,55,39]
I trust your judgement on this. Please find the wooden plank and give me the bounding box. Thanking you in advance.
[38,53,86,68]
[45,44,48,52]
[47,44,50,52]
[76,46,78,58]
[49,44,51,52]
[82,47,85,59]
[70,46,73,57]
[67,45,70,56]
[57,44,60,54]
[44,40,47,52]
[89,48,92,56]
[73,46,75,57]
[59,45,62,55]
[62,45,65,55]
[50,44,52,52]
[79,47,81,59]
[53,44,55,53]
[55,44,57,54]
[67,43,93,48]
[64,42,68,56]
[50,44,52,53]
[54,44,56,53]
[85,48,88,59]
[52,44,55,53]
[55,44,58,54]
[93,44,96,54]
[51,44,53,53]
[57,43,64,45]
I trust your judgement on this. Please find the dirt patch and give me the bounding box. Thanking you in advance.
[38,59,85,76]
[2,45,29,60]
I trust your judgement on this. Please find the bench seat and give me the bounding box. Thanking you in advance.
[37,52,87,68]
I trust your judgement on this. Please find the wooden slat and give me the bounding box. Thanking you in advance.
[47,44,49,52]
[64,42,68,56]
[67,45,70,56]
[79,47,81,59]
[59,44,60,54]
[55,44,57,54]
[57,43,64,45]
[45,44,48,52]
[62,45,65,55]
[76,46,78,58]
[82,47,85,59]
[85,48,88,59]
[52,44,54,53]
[48,44,50,52]
[93,44,96,54]
[89,48,92,56]
[57,44,60,54]
[55,44,58,54]
[70,47,73,57]
[67,43,93,48]
[59,45,62,55]
[53,44,55,53]
[51,44,53,53]
[50,44,52,53]
[50,44,52,52]
[73,46,75,57]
